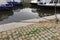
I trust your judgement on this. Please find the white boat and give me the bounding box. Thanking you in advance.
[30,0,39,5]
[38,0,60,7]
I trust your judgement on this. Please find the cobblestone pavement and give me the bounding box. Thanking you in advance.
[0,21,60,40]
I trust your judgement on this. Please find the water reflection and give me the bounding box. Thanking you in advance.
[0,11,13,21]
[0,3,60,24]
[37,7,60,17]
[37,9,55,17]
[8,8,39,22]
[30,5,60,17]
[13,6,23,10]
[0,8,40,24]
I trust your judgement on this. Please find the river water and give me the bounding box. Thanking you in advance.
[0,4,60,24]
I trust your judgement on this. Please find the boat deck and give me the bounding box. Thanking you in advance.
[38,3,60,7]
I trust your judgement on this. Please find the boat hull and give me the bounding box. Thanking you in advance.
[0,4,13,10]
[38,5,60,10]
[0,7,13,11]
[30,3,37,5]
[30,3,38,6]
[8,2,23,6]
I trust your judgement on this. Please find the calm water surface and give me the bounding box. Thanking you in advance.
[0,4,60,24]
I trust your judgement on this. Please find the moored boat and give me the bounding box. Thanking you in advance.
[0,0,13,10]
[30,0,39,5]
[37,0,60,8]
[7,0,23,6]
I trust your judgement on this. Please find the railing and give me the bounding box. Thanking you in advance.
[50,0,60,4]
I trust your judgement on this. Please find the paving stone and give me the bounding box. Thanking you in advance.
[0,22,59,40]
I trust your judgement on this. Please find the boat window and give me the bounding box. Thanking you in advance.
[50,0,59,3]
[59,0,60,3]
[54,0,58,3]
[50,0,53,3]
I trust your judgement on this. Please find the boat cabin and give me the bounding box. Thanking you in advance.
[30,0,40,5]
[38,0,60,7]
[30,0,40,4]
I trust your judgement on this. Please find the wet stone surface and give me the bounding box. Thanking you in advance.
[0,22,60,40]
[0,3,60,40]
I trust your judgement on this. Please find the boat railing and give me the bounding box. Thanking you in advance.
[38,0,60,4]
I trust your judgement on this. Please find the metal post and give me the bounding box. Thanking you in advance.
[55,0,58,24]
[58,0,59,3]
[13,0,14,2]
[53,0,54,4]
